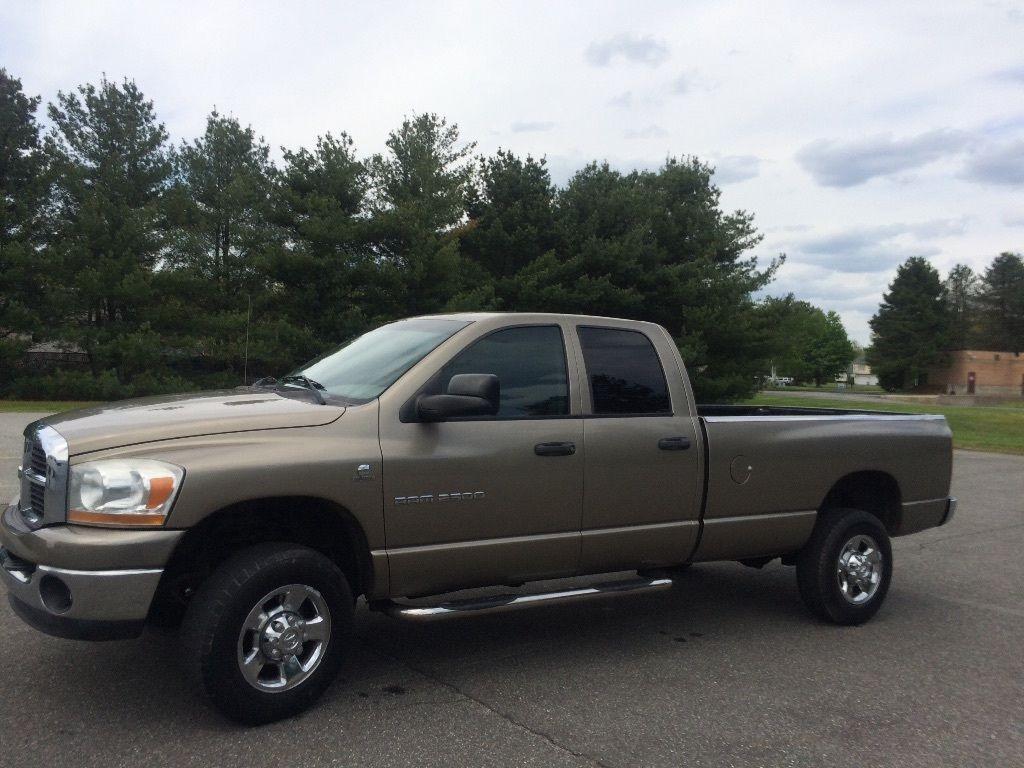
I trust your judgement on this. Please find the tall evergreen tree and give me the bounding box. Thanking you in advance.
[270,132,378,346]
[514,158,779,400]
[164,111,284,383]
[368,113,475,315]
[0,70,45,367]
[462,150,557,281]
[977,252,1024,352]
[944,263,979,350]
[44,76,172,384]
[868,257,951,391]
[169,111,277,290]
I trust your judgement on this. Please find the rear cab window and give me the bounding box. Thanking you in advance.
[577,326,672,415]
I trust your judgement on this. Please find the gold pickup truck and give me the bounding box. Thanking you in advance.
[1,313,955,723]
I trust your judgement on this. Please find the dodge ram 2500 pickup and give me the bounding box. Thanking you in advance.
[1,313,956,723]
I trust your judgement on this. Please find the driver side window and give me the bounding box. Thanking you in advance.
[439,326,569,418]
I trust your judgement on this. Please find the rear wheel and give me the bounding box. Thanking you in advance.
[181,543,353,724]
[796,508,892,625]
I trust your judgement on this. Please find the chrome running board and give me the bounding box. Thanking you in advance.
[377,575,674,621]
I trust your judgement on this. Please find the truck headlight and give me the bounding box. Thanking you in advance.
[68,459,184,527]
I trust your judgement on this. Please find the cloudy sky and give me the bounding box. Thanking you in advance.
[3,0,1023,343]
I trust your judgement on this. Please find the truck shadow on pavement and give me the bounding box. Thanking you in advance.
[4,562,938,735]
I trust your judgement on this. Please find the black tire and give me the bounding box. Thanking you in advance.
[796,508,893,625]
[181,543,353,724]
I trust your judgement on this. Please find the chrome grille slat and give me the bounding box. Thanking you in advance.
[18,424,69,528]
[30,443,46,475]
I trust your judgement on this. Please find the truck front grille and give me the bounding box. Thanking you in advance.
[19,425,69,528]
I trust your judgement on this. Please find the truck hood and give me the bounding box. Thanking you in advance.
[39,389,346,455]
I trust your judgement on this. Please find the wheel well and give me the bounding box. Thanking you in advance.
[150,497,374,626]
[820,471,902,535]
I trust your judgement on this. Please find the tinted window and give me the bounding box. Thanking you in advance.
[578,327,671,415]
[440,326,569,417]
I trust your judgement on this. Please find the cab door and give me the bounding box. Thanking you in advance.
[379,324,584,597]
[574,324,703,573]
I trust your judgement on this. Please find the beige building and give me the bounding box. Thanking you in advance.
[928,349,1024,396]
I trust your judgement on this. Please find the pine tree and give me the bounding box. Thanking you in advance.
[868,257,951,391]
[513,158,779,400]
[368,113,476,315]
[977,252,1024,352]
[0,70,45,369]
[165,111,283,383]
[944,263,979,350]
[44,76,172,387]
[270,132,377,346]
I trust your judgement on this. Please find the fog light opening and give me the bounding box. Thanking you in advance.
[39,574,72,614]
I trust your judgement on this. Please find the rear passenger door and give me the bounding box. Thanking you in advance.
[575,325,703,573]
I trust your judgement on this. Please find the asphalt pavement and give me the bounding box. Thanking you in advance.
[1,412,1022,767]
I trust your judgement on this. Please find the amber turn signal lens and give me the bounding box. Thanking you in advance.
[147,476,175,509]
[67,509,168,527]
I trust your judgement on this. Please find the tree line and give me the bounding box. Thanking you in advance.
[869,253,1024,391]
[1,70,857,402]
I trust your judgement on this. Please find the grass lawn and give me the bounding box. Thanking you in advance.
[0,400,99,413]
[747,393,1024,455]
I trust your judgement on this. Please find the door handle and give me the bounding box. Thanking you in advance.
[534,441,576,457]
[658,436,691,451]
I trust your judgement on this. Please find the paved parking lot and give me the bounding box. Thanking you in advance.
[1,412,1022,767]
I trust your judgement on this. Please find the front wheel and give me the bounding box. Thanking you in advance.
[181,543,353,724]
[796,508,892,625]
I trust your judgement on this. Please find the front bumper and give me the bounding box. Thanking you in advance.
[0,501,181,640]
[1,549,162,639]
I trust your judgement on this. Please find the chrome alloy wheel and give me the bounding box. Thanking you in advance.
[236,584,332,692]
[836,534,883,604]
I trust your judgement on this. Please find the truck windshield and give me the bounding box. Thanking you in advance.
[290,318,471,403]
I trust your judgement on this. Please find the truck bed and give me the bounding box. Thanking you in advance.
[689,402,952,562]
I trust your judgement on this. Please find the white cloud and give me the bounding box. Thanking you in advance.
[712,155,761,184]
[796,130,971,187]
[585,33,670,68]
[669,72,692,94]
[624,125,669,139]
[510,121,555,133]
[962,139,1024,185]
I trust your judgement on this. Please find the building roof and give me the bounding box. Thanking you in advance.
[26,340,86,354]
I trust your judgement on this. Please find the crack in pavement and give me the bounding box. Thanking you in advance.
[360,640,615,768]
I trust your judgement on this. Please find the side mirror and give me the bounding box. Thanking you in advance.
[416,373,500,422]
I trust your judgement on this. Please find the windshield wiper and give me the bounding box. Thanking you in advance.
[277,375,327,405]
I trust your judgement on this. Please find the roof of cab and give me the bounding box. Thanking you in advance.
[407,311,666,331]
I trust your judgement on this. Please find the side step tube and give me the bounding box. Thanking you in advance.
[376,575,674,621]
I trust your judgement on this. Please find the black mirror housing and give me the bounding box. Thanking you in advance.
[447,373,499,407]
[416,373,500,421]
